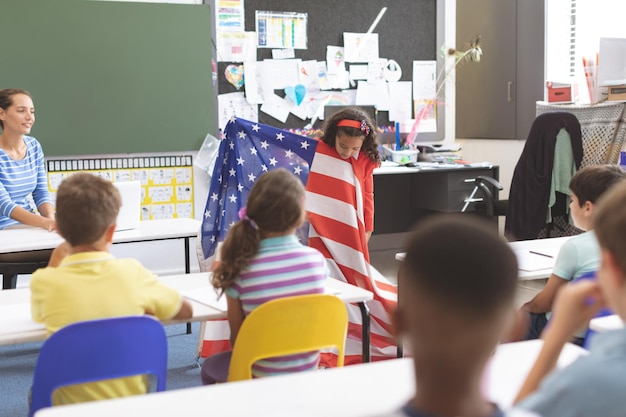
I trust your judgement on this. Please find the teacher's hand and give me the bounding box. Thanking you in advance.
[41,217,56,232]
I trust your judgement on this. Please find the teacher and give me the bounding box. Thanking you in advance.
[0,88,55,231]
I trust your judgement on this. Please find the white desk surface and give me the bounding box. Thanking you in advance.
[0,273,373,347]
[0,218,201,254]
[589,314,624,333]
[396,236,572,281]
[33,339,586,417]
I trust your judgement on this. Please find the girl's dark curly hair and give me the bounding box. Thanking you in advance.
[321,107,381,164]
[211,168,306,291]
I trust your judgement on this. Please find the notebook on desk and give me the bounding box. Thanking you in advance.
[113,181,141,231]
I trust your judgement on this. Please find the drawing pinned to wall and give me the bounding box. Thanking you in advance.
[255,11,308,50]
[216,32,257,62]
[46,156,195,220]
[343,32,380,63]
[326,46,345,74]
[218,91,258,130]
[224,64,245,89]
[216,0,245,32]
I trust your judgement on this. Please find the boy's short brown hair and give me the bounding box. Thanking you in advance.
[569,164,626,207]
[594,180,626,275]
[400,215,518,317]
[55,173,121,246]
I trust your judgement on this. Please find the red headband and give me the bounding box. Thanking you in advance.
[337,119,371,136]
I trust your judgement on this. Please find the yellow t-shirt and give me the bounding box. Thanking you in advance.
[30,251,183,405]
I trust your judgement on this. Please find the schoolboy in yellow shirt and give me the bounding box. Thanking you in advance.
[30,173,192,405]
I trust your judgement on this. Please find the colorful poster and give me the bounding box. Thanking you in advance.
[255,11,308,49]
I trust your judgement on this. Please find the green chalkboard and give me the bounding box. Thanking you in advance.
[1,0,215,156]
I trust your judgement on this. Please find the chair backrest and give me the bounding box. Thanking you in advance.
[573,271,615,349]
[29,316,168,416]
[227,294,348,382]
[505,111,583,240]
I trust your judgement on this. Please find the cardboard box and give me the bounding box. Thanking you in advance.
[546,82,577,103]
[607,85,626,101]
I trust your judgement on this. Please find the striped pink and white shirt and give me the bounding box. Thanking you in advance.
[225,234,326,377]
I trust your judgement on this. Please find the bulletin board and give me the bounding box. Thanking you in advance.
[46,156,195,220]
[2,0,215,156]
[216,0,446,141]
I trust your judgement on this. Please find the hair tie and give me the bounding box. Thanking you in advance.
[337,119,370,136]
[238,206,258,230]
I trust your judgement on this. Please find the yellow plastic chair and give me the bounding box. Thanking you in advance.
[227,294,348,382]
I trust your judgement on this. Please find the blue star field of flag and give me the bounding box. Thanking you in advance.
[200,117,319,259]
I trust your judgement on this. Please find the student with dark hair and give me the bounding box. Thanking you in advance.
[201,168,327,384]
[0,88,54,231]
[317,107,381,242]
[514,180,626,417]
[30,173,193,405]
[389,214,527,417]
[522,164,626,343]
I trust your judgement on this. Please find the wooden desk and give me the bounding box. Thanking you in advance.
[0,219,201,289]
[33,340,586,417]
[373,163,500,235]
[0,273,374,363]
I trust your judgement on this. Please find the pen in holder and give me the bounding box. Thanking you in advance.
[395,122,401,151]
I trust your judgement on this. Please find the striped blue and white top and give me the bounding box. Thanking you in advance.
[0,136,51,229]
[226,234,327,377]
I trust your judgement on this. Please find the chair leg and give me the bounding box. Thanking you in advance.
[2,273,18,290]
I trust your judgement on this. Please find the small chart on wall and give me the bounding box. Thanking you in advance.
[46,156,195,220]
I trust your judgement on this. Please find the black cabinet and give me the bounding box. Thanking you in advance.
[373,166,500,235]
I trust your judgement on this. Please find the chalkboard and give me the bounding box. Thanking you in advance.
[2,0,215,157]
[216,0,445,141]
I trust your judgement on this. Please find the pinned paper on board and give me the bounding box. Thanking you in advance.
[218,91,259,130]
[356,80,389,110]
[260,93,290,123]
[215,0,244,33]
[388,81,412,122]
[224,64,245,89]
[343,32,379,63]
[256,11,308,49]
[284,84,306,106]
[383,59,402,82]
[349,65,368,81]
[243,61,265,104]
[216,32,257,62]
[367,58,387,84]
[326,46,345,75]
[298,60,321,92]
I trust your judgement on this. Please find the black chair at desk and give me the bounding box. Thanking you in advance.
[463,112,584,241]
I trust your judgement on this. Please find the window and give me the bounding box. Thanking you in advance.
[546,0,626,101]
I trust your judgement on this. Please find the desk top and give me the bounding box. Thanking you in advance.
[0,218,201,254]
[396,236,572,281]
[589,314,624,333]
[374,161,495,175]
[33,339,586,417]
[0,273,373,346]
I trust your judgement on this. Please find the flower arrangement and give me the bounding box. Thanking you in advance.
[407,35,483,145]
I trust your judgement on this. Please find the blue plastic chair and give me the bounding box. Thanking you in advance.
[29,316,168,417]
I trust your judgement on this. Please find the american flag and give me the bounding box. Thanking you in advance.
[199,117,397,362]
[200,117,318,259]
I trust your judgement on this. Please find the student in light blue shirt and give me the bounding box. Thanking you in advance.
[0,88,54,231]
[514,180,626,417]
[522,165,626,344]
